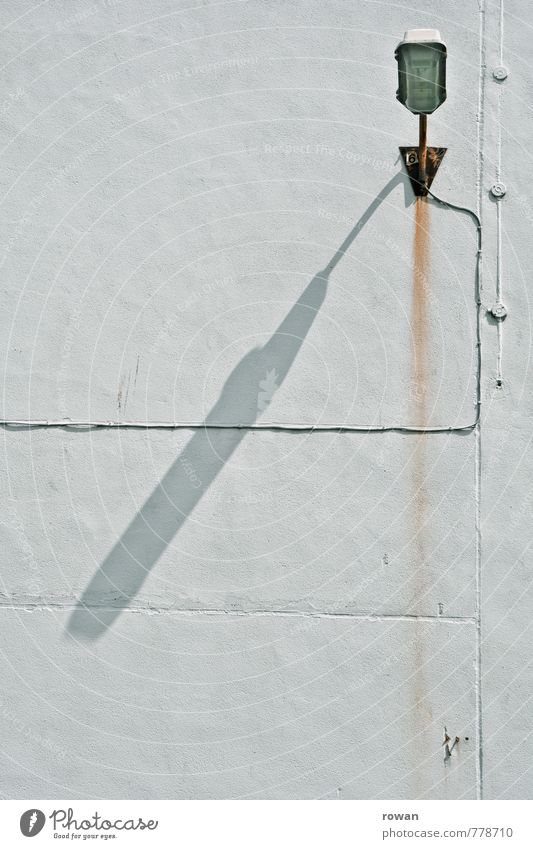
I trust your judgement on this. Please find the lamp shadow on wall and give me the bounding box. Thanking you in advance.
[67,171,411,640]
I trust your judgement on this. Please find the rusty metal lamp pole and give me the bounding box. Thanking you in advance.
[418,113,428,187]
[395,29,447,196]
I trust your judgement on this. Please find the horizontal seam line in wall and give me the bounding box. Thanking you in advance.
[0,604,477,624]
[0,420,478,434]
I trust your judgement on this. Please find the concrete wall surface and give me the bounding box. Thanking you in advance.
[0,0,531,799]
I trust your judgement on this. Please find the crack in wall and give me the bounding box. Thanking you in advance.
[0,602,477,623]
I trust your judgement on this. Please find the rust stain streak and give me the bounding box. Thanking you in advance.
[411,196,429,591]
[411,196,430,426]
[410,196,432,793]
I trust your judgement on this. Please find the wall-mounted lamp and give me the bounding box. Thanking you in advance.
[395,29,447,196]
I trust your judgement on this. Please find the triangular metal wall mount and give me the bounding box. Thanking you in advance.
[399,146,447,196]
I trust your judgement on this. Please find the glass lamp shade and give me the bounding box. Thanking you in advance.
[395,30,447,115]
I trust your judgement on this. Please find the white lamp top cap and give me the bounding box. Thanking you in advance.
[403,28,442,43]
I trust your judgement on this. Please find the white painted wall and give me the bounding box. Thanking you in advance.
[0,0,530,799]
